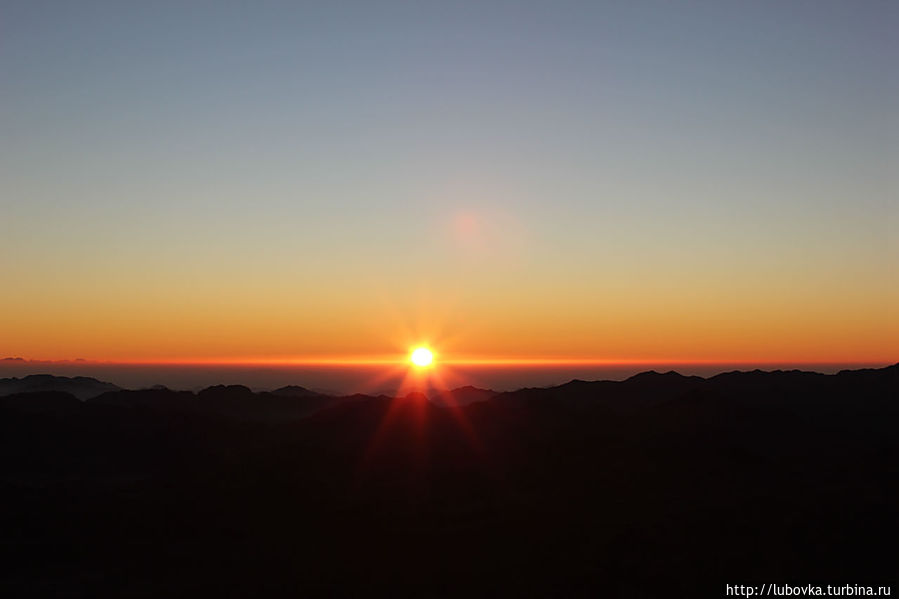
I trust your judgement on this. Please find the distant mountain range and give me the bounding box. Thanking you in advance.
[2,365,896,415]
[0,374,120,400]
[0,373,499,413]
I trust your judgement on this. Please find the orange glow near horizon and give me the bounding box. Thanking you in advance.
[4,295,895,366]
[3,355,894,368]
[3,279,896,367]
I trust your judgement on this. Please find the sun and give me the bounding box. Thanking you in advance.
[410,347,434,367]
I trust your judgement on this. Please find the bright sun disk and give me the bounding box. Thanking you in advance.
[410,347,434,367]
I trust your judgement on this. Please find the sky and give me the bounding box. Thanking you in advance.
[1,1,897,365]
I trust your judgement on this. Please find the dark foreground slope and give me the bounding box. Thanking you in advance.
[1,366,896,597]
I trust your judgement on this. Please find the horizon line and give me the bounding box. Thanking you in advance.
[2,356,895,368]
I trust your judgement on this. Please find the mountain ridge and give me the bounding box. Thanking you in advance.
[1,362,896,596]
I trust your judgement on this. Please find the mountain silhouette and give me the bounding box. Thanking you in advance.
[428,385,498,406]
[269,384,322,398]
[1,364,896,596]
[0,373,120,400]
